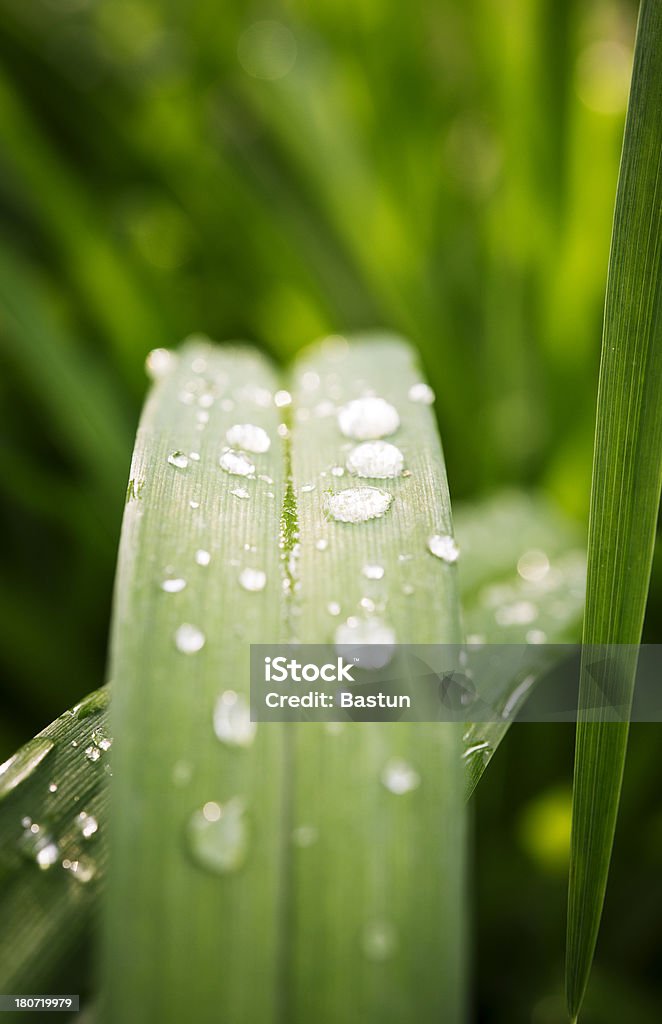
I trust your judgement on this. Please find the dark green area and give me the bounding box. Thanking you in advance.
[0,1,659,1021]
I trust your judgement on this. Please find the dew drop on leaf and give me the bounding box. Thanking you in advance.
[213,691,256,748]
[362,563,385,580]
[186,798,248,875]
[174,623,206,654]
[239,568,267,592]
[145,348,176,381]
[326,487,393,523]
[161,577,187,593]
[167,451,190,470]
[408,382,435,405]
[195,549,211,566]
[219,449,255,477]
[381,757,421,795]
[225,423,271,453]
[76,811,99,839]
[427,534,460,563]
[337,397,400,440]
[346,441,404,479]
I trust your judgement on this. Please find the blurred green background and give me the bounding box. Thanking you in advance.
[0,0,660,1020]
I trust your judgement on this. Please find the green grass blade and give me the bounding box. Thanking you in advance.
[102,342,287,1023]
[566,1,662,1018]
[454,491,586,796]
[0,688,109,993]
[286,335,466,1022]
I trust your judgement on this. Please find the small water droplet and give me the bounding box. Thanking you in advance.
[362,564,385,580]
[326,487,393,523]
[175,623,206,653]
[330,466,345,477]
[195,549,211,566]
[213,691,257,748]
[277,423,290,439]
[189,451,200,462]
[63,855,96,883]
[301,483,316,493]
[239,568,267,592]
[186,797,248,875]
[292,824,318,848]
[231,486,250,500]
[362,920,398,962]
[167,450,190,470]
[48,782,58,793]
[381,757,421,794]
[145,347,177,380]
[220,449,255,477]
[346,441,404,479]
[226,423,271,453]
[274,390,292,407]
[189,500,200,510]
[337,397,400,440]
[315,538,328,551]
[0,738,54,799]
[427,534,460,563]
[327,601,341,616]
[408,382,435,405]
[84,746,101,763]
[161,577,187,593]
[76,811,99,839]
[18,820,59,870]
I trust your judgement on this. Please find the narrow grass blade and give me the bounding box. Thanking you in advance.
[454,491,586,796]
[0,688,109,993]
[102,343,288,1023]
[286,335,466,1022]
[566,2,662,1018]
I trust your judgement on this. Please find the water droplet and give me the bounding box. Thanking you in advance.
[334,617,396,669]
[362,564,385,580]
[214,691,257,748]
[63,855,96,883]
[495,601,538,626]
[301,483,316,493]
[362,920,398,962]
[408,382,435,405]
[219,449,255,477]
[277,423,290,439]
[381,757,421,794]
[346,440,404,479]
[331,466,345,477]
[327,601,341,616]
[18,820,59,870]
[337,397,400,440]
[167,450,189,470]
[326,487,393,523]
[463,740,492,762]
[189,452,200,462]
[0,738,54,799]
[36,841,59,870]
[274,390,292,407]
[195,549,211,566]
[175,623,206,653]
[145,347,177,380]
[231,486,250,500]
[186,797,248,875]
[427,534,460,563]
[189,500,200,510]
[315,538,329,551]
[48,782,58,793]
[84,746,101,763]
[517,549,550,582]
[76,811,99,839]
[292,824,318,848]
[161,577,187,593]
[226,423,271,453]
[92,730,112,751]
[239,568,267,592]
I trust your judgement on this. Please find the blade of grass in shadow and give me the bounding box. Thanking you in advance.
[453,491,586,796]
[566,1,662,1018]
[0,688,109,994]
[286,335,466,1022]
[102,342,288,1023]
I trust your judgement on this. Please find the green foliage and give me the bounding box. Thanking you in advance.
[566,1,662,1017]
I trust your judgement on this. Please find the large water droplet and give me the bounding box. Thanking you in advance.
[213,691,256,748]
[337,397,400,440]
[274,390,292,407]
[0,738,54,799]
[326,487,393,523]
[427,534,460,563]
[381,757,420,795]
[219,449,255,477]
[362,919,398,962]
[161,577,187,593]
[346,440,404,479]
[408,382,435,405]
[175,623,206,653]
[239,568,267,592]
[167,451,190,470]
[226,423,271,453]
[186,798,248,875]
[195,549,211,566]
